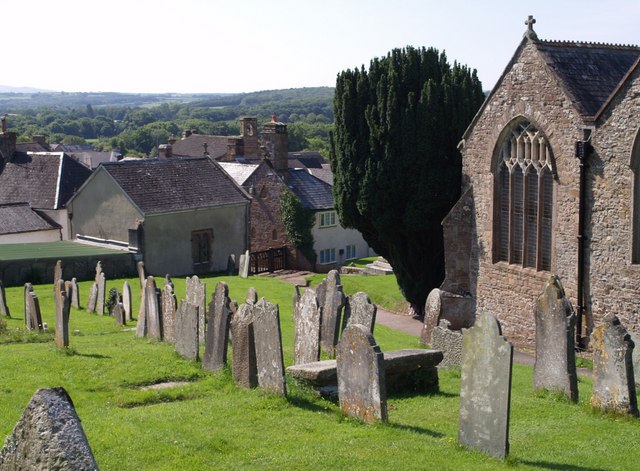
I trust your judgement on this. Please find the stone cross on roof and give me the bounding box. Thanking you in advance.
[203,142,209,156]
[524,15,538,41]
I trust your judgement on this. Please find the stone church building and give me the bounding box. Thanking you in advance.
[438,17,640,348]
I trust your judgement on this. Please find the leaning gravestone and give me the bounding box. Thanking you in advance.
[96,272,106,316]
[421,288,442,345]
[186,275,206,343]
[316,270,346,358]
[459,312,513,460]
[145,276,162,340]
[203,282,235,372]
[238,249,250,278]
[293,287,321,365]
[175,300,199,361]
[431,319,464,368]
[342,291,377,333]
[122,280,132,322]
[0,387,98,470]
[630,332,640,389]
[70,278,80,309]
[246,287,258,305]
[534,276,578,401]
[86,282,98,314]
[136,260,146,288]
[113,302,125,326]
[54,280,71,348]
[24,283,43,331]
[253,297,287,396]
[0,279,10,317]
[336,323,387,423]
[231,302,258,388]
[162,276,178,343]
[590,313,638,416]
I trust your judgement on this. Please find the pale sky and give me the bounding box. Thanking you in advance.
[3,0,639,94]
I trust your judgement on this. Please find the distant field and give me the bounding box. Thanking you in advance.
[0,241,128,261]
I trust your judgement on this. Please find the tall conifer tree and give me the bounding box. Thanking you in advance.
[331,46,484,314]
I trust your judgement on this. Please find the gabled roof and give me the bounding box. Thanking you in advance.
[98,157,249,215]
[536,40,640,117]
[171,134,231,160]
[286,168,334,211]
[218,162,260,186]
[0,202,60,235]
[0,152,92,209]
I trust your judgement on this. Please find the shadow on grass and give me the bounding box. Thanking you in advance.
[519,460,607,471]
[384,422,444,438]
[286,395,336,413]
[73,352,111,359]
[388,389,458,399]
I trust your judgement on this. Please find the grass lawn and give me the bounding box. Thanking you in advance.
[1,273,639,470]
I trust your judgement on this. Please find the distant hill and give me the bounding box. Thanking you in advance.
[0,85,52,93]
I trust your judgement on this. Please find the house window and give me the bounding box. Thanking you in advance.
[319,211,336,227]
[494,120,554,271]
[319,248,336,264]
[345,244,356,260]
[192,229,213,267]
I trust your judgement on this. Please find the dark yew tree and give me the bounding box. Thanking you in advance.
[330,46,484,314]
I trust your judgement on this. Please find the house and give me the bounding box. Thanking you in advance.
[66,157,251,276]
[0,127,92,240]
[0,203,61,243]
[439,16,640,348]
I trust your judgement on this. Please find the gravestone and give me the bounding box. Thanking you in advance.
[534,276,578,401]
[431,319,464,368]
[86,282,98,314]
[231,302,258,388]
[246,287,258,305]
[145,276,162,340]
[630,332,640,388]
[162,276,178,342]
[293,287,321,365]
[203,282,235,372]
[24,283,43,331]
[342,291,377,333]
[0,387,98,470]
[54,280,71,348]
[136,260,146,288]
[238,249,250,278]
[96,272,106,316]
[253,297,287,396]
[53,260,63,292]
[336,323,387,423]
[590,313,638,416]
[421,288,442,345]
[135,278,149,337]
[316,270,346,358]
[0,280,10,317]
[122,281,132,322]
[175,300,199,360]
[186,275,206,343]
[70,277,80,309]
[458,312,513,460]
[227,253,237,275]
[113,302,125,326]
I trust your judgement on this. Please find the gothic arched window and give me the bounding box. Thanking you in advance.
[494,120,554,271]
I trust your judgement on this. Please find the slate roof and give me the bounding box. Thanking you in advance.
[286,168,334,211]
[99,157,249,215]
[537,40,640,117]
[218,162,259,186]
[0,202,60,235]
[0,152,92,209]
[171,134,231,160]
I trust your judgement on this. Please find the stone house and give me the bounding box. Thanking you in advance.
[438,17,640,349]
[0,203,62,243]
[66,157,250,276]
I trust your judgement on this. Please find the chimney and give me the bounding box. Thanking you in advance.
[32,135,47,146]
[239,117,259,157]
[0,131,17,164]
[182,129,192,139]
[158,144,172,159]
[262,115,288,175]
[168,134,177,145]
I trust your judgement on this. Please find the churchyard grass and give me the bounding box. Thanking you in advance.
[1,274,639,470]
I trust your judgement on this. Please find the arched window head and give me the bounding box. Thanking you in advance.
[494,120,554,271]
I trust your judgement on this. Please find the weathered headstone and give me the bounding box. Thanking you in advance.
[336,323,387,423]
[293,287,321,365]
[70,277,80,309]
[162,276,178,342]
[86,282,98,314]
[54,279,71,348]
[186,275,206,343]
[0,387,98,470]
[342,291,377,333]
[630,332,640,389]
[136,260,146,288]
[421,288,442,345]
[0,279,10,317]
[458,312,513,460]
[54,258,63,284]
[316,270,346,358]
[145,276,162,340]
[24,283,43,331]
[203,282,235,372]
[239,249,250,278]
[122,281,132,322]
[431,319,463,368]
[590,313,638,416]
[246,287,258,305]
[113,302,125,326]
[227,253,237,276]
[175,300,199,360]
[96,272,106,316]
[231,302,258,388]
[253,297,287,396]
[534,276,578,401]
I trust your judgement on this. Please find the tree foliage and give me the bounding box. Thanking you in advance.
[330,46,485,311]
[280,187,316,263]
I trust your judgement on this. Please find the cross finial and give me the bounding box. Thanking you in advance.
[524,15,538,40]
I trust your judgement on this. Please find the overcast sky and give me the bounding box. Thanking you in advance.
[2,0,639,94]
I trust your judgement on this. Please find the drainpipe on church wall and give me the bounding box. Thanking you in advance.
[575,133,591,350]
